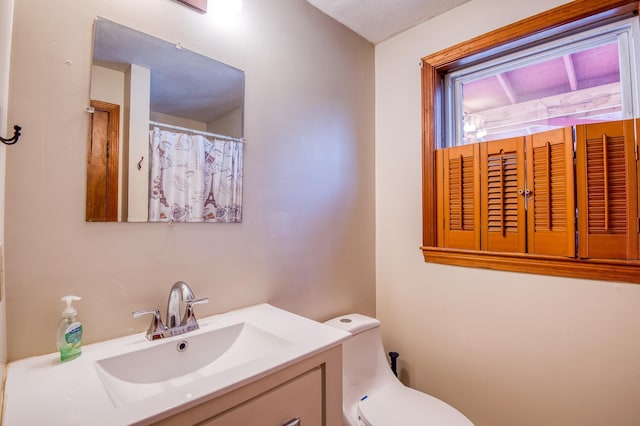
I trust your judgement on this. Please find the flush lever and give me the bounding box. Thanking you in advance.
[282,419,301,426]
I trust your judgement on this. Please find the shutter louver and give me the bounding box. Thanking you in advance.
[481,138,526,253]
[526,127,575,256]
[440,144,480,249]
[576,119,638,259]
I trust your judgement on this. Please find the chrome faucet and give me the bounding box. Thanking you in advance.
[167,281,194,329]
[133,281,209,340]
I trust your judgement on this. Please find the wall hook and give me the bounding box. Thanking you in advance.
[137,156,144,170]
[1,125,21,145]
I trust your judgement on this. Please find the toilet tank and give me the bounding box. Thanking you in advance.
[325,314,397,406]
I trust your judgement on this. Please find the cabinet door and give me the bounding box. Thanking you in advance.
[201,367,323,426]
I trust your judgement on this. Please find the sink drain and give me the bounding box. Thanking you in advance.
[177,340,188,352]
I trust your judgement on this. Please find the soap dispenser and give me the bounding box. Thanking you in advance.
[56,295,83,362]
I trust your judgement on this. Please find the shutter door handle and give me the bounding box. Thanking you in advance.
[518,189,532,211]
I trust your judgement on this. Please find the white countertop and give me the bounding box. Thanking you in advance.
[3,303,349,425]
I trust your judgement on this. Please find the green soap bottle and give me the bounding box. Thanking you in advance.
[56,295,83,362]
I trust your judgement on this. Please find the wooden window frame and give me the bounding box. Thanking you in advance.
[421,0,640,284]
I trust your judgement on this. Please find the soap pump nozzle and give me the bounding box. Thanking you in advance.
[61,295,81,318]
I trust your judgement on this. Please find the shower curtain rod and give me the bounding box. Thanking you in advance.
[149,121,245,143]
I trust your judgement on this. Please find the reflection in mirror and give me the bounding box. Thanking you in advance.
[87,18,245,223]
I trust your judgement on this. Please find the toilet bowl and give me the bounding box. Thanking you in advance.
[325,314,473,426]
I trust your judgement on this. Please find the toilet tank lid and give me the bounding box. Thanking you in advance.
[324,313,380,335]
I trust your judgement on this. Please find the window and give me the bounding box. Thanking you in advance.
[444,18,638,147]
[421,0,640,283]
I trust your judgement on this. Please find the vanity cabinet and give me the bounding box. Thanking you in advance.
[150,345,342,426]
[203,367,322,426]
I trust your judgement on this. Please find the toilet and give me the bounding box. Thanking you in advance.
[325,314,474,426]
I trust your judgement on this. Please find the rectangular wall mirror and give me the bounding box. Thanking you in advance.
[87,18,245,223]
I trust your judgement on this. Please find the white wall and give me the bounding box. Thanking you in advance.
[151,112,207,131]
[0,0,14,393]
[124,64,151,222]
[5,0,375,360]
[376,0,640,425]
[207,107,243,138]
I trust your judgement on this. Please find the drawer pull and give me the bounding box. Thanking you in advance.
[282,418,301,426]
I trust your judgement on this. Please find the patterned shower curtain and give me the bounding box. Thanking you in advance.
[148,127,243,223]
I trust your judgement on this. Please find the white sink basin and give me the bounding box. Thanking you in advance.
[96,322,290,405]
[4,303,350,426]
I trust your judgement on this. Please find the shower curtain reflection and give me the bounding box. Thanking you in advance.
[148,126,243,223]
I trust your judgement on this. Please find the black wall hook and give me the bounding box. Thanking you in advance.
[1,125,21,145]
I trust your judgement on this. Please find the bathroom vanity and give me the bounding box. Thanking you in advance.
[2,304,348,425]
[153,346,340,425]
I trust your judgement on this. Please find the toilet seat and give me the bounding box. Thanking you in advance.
[356,383,473,426]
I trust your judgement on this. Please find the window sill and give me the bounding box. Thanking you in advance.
[421,246,640,284]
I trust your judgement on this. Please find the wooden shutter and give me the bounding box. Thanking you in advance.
[525,127,575,257]
[438,144,481,249]
[481,137,526,253]
[576,119,638,259]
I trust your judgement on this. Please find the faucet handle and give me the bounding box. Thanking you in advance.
[133,308,166,340]
[185,297,209,305]
[182,298,209,328]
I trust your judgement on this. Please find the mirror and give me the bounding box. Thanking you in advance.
[87,18,245,223]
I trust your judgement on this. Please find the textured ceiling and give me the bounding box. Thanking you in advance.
[305,0,471,44]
